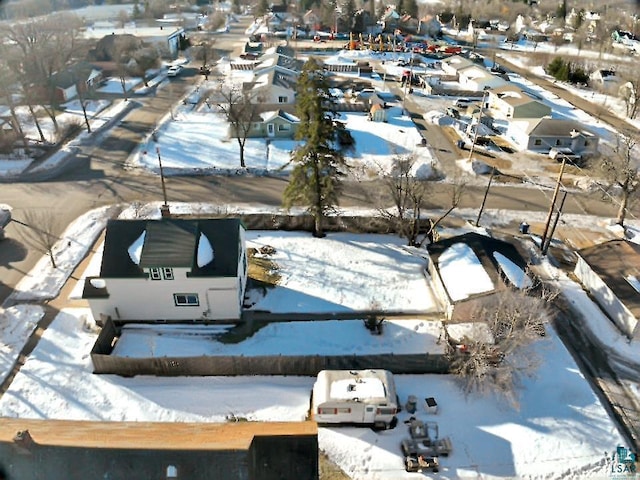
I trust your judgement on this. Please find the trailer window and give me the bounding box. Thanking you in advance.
[318,407,337,415]
[377,407,397,415]
[337,407,351,414]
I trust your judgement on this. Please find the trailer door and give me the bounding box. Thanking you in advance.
[363,405,376,424]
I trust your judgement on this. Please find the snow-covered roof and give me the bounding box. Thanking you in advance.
[493,252,532,289]
[313,369,396,404]
[330,377,385,400]
[437,242,494,301]
[259,110,300,123]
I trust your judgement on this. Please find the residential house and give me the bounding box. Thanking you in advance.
[574,240,640,340]
[83,217,247,322]
[85,26,185,58]
[457,64,508,91]
[487,84,552,120]
[254,52,304,74]
[49,61,104,103]
[247,67,298,105]
[302,9,321,31]
[441,55,476,76]
[228,109,300,139]
[426,232,533,321]
[418,15,442,37]
[0,417,318,480]
[380,6,401,33]
[506,117,599,154]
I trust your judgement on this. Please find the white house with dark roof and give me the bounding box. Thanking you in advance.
[83,218,247,322]
[506,117,599,154]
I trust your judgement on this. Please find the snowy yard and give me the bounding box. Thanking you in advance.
[129,105,439,179]
[0,203,635,479]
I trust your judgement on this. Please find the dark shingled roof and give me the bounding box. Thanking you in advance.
[427,232,528,289]
[139,220,198,268]
[100,218,243,279]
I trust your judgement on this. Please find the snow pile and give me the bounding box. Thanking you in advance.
[0,305,44,385]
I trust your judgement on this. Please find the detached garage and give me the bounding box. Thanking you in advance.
[574,240,640,340]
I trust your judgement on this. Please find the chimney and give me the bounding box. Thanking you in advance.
[13,430,36,455]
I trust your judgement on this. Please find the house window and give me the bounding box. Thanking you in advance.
[584,140,590,147]
[278,124,290,131]
[150,268,162,280]
[163,268,174,280]
[174,293,199,306]
[278,96,288,103]
[166,465,178,479]
[534,139,542,146]
[555,139,561,146]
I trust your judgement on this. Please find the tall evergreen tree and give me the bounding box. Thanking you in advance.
[283,58,354,237]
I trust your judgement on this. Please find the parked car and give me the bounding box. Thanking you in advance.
[167,65,183,77]
[453,98,471,108]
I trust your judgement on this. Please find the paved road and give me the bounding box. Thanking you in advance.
[0,26,632,305]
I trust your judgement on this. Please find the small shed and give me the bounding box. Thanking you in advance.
[369,103,387,122]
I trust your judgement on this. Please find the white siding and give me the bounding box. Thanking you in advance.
[94,274,239,321]
[574,256,639,339]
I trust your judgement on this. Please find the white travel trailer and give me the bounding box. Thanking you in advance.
[312,369,399,429]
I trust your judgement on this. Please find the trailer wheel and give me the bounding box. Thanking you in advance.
[372,421,387,431]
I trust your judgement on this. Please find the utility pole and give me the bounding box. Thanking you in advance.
[540,156,566,252]
[475,167,496,227]
[467,89,489,162]
[542,190,567,255]
[156,147,170,218]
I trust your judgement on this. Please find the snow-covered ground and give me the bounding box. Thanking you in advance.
[0,203,637,479]
[129,103,439,179]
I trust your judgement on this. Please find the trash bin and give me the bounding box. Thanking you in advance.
[405,395,417,414]
[519,222,530,234]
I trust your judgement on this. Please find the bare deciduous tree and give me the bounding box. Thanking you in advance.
[215,84,259,168]
[114,37,141,101]
[381,153,426,246]
[619,77,640,120]
[132,47,160,87]
[18,210,63,269]
[419,174,467,245]
[601,130,640,226]
[4,13,84,134]
[191,39,218,78]
[447,287,555,408]
[0,50,30,152]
